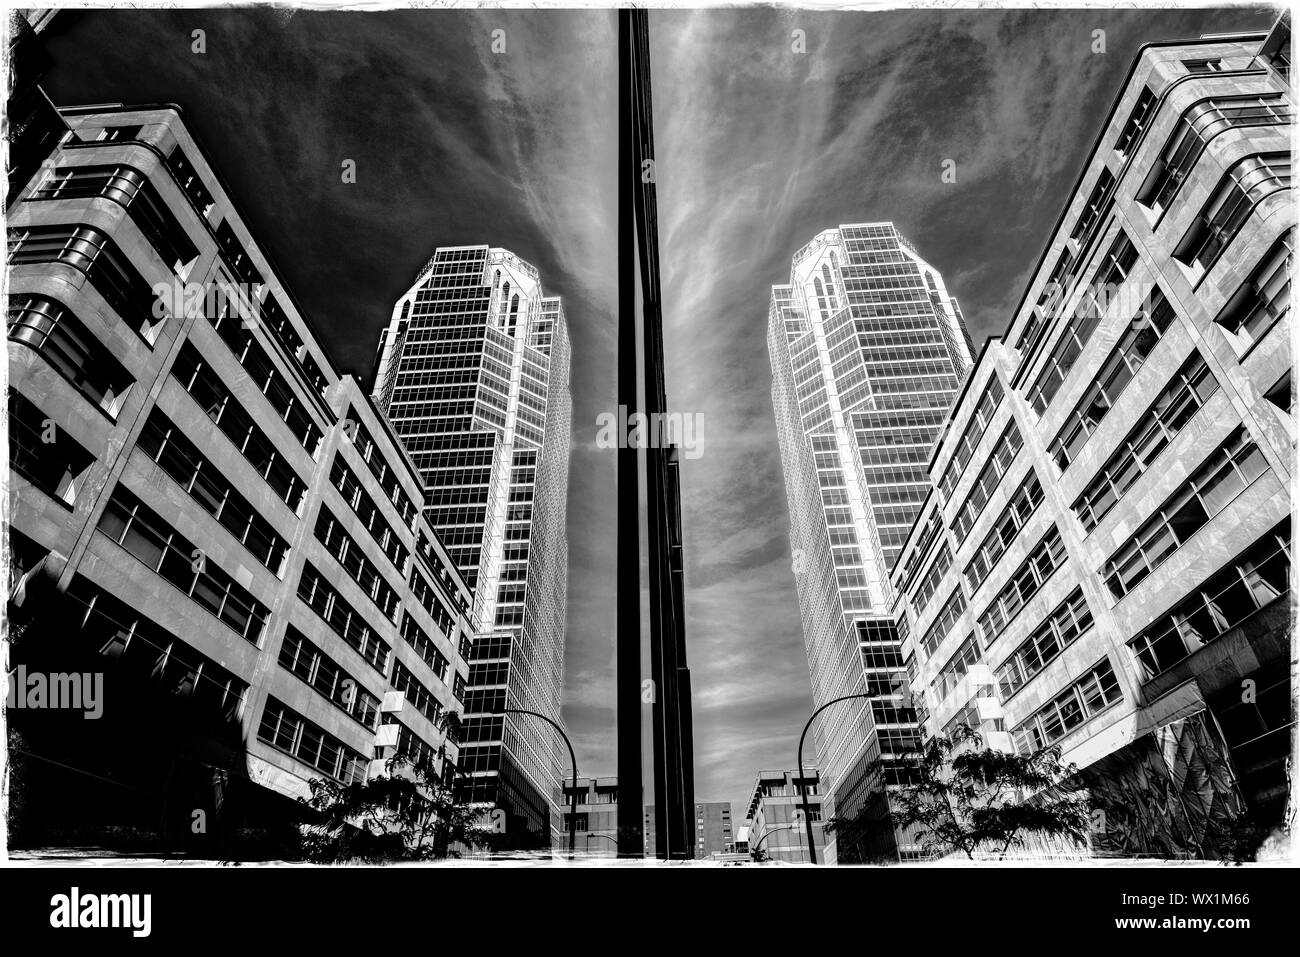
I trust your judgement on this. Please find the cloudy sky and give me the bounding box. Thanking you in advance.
[41,5,1275,819]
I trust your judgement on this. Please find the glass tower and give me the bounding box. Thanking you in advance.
[768,222,973,860]
[372,245,571,843]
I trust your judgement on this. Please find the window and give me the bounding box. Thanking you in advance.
[96,485,268,644]
[258,696,367,783]
[1128,521,1290,681]
[1215,229,1293,352]
[996,588,1093,698]
[8,390,94,506]
[1011,658,1121,754]
[1102,427,1268,599]
[964,470,1044,592]
[7,224,161,344]
[1070,169,1117,252]
[1174,153,1291,278]
[1182,58,1223,73]
[278,625,380,730]
[1074,352,1220,532]
[1137,95,1291,214]
[7,294,132,416]
[1049,287,1176,470]
[950,421,1023,543]
[977,526,1066,646]
[170,343,307,510]
[136,410,288,572]
[296,562,391,674]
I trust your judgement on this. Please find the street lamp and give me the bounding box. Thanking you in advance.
[797,693,873,865]
[749,822,800,862]
[585,832,619,856]
[491,705,580,860]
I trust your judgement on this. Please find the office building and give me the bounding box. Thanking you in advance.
[371,245,572,845]
[558,777,620,857]
[644,800,733,857]
[767,222,974,860]
[890,20,1293,860]
[6,101,471,846]
[743,769,826,863]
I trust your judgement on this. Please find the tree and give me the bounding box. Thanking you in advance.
[828,725,1094,861]
[297,712,494,863]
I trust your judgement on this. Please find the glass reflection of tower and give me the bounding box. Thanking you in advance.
[372,246,571,843]
[768,223,972,861]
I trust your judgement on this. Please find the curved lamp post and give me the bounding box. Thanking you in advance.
[749,822,799,862]
[797,693,873,865]
[492,706,579,860]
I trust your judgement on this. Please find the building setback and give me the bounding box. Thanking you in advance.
[767,222,974,861]
[371,245,572,845]
[743,769,826,863]
[6,102,472,844]
[889,20,1293,860]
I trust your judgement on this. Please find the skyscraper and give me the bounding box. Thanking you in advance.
[372,246,572,844]
[768,223,974,861]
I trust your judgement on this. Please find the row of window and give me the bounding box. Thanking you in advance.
[329,454,409,574]
[1128,521,1290,682]
[136,410,288,572]
[1048,286,1177,471]
[950,421,1023,543]
[963,470,1044,594]
[97,485,268,644]
[910,543,951,618]
[919,588,967,658]
[1025,232,1139,416]
[8,389,93,508]
[995,588,1094,700]
[1011,658,1122,755]
[390,660,445,728]
[7,294,133,418]
[8,224,160,341]
[936,376,1004,501]
[1102,426,1268,599]
[1138,94,1291,217]
[203,287,323,454]
[1074,351,1219,533]
[296,562,391,674]
[399,612,452,685]
[278,625,380,730]
[69,577,247,722]
[171,342,307,509]
[1173,152,1291,279]
[257,696,367,785]
[341,408,420,528]
[977,526,1066,647]
[313,505,399,621]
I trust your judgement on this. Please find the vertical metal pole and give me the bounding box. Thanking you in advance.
[616,8,645,859]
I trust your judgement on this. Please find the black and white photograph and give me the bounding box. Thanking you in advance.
[1,0,1296,940]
